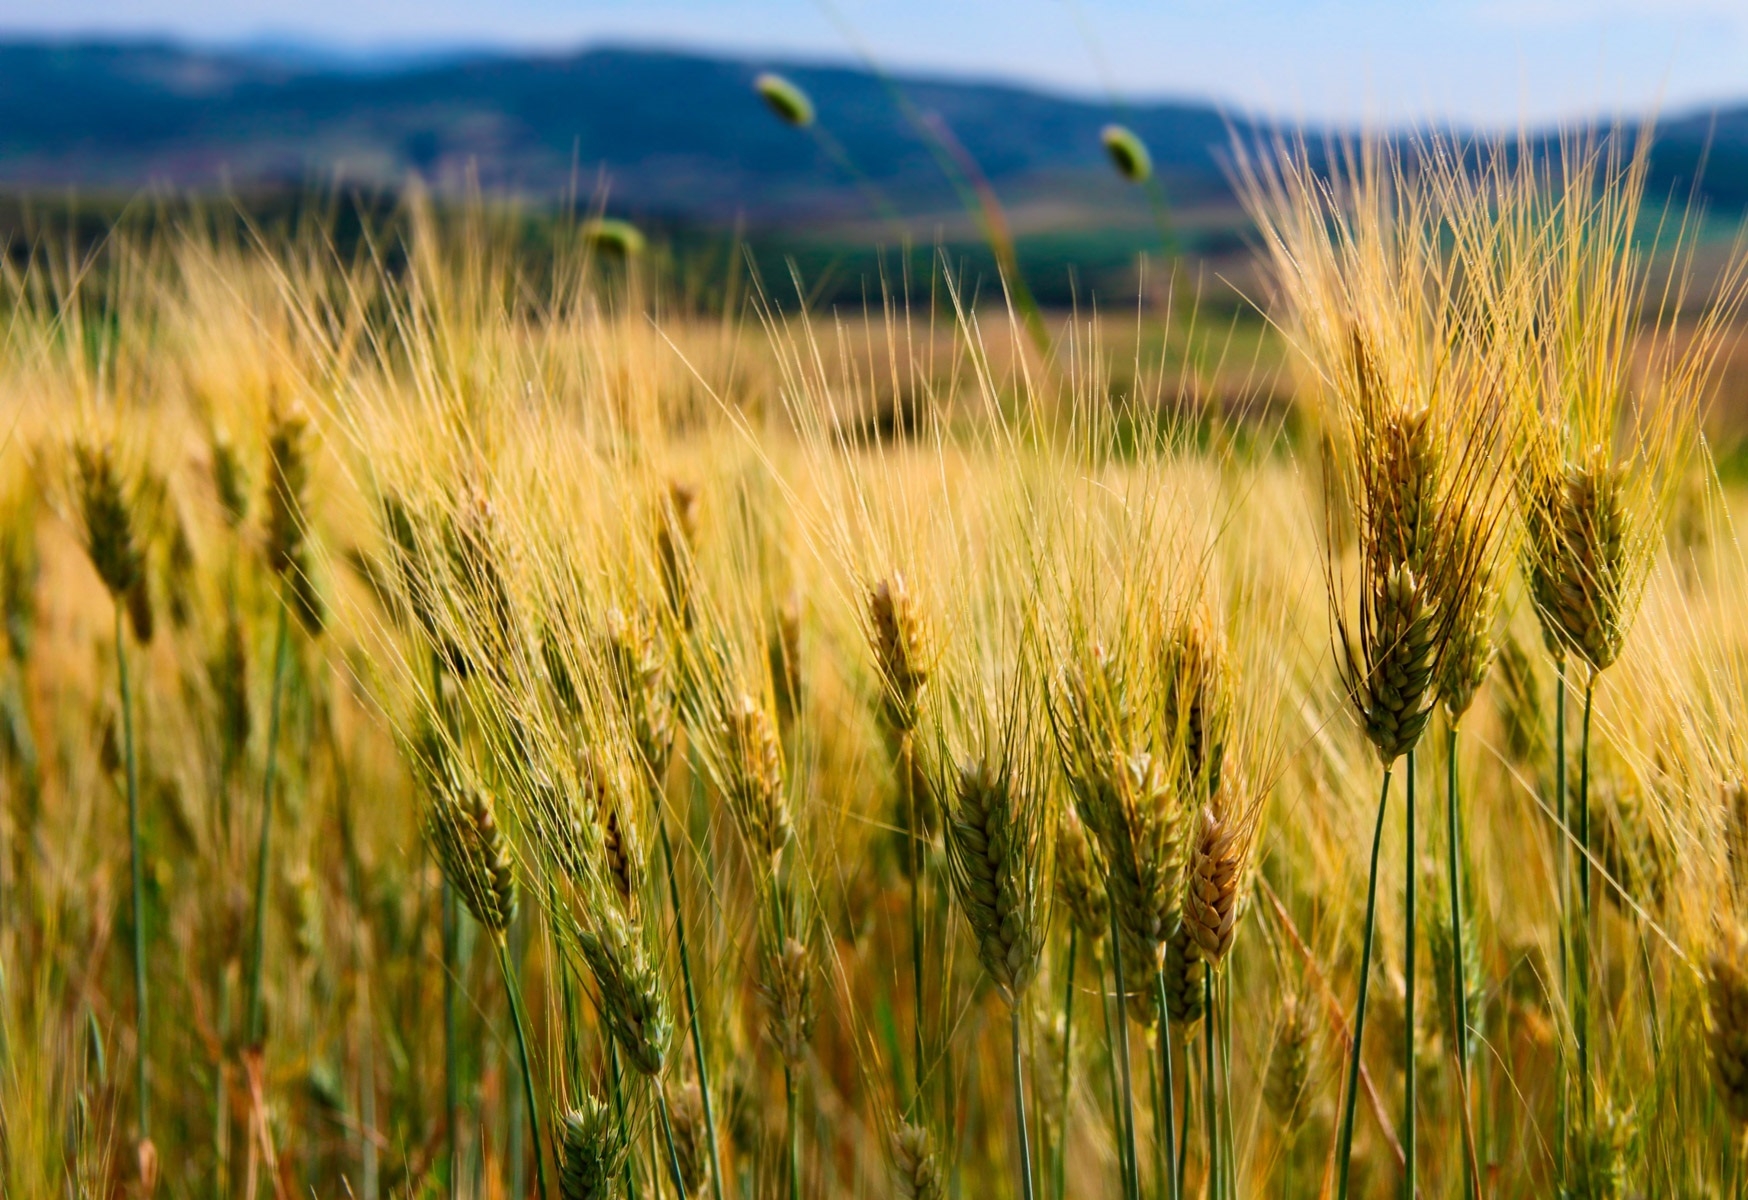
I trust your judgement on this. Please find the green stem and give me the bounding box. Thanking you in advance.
[1012,1004,1037,1200]
[116,605,149,1142]
[496,936,550,1200]
[1148,1027,1167,1200]
[443,881,460,1199]
[246,603,290,1048]
[1447,724,1479,1200]
[1202,971,1217,1200]
[1405,749,1418,1197]
[1219,977,1234,1199]
[1154,965,1181,1200]
[510,920,530,1200]
[1098,945,1131,1199]
[1175,1044,1190,1200]
[786,1064,801,1200]
[1578,674,1595,1142]
[1639,932,1662,1061]
[609,1043,639,1200]
[903,735,927,1120]
[1336,766,1394,1200]
[1054,931,1077,1200]
[1107,893,1141,1200]
[657,818,726,1200]
[1554,656,1568,1184]
[656,1087,690,1200]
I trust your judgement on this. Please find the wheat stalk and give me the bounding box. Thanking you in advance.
[74,438,154,1168]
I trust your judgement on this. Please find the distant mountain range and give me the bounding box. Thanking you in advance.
[4,39,1748,232]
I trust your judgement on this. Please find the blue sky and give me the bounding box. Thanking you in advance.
[8,0,1747,125]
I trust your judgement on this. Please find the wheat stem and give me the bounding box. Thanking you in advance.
[116,604,150,1142]
[442,880,460,1199]
[608,1043,639,1200]
[1219,977,1234,1198]
[1577,673,1595,1143]
[495,934,549,1200]
[1153,964,1182,1200]
[1405,748,1418,1196]
[1337,766,1393,1200]
[903,736,928,1121]
[657,817,726,1200]
[1202,969,1217,1200]
[785,1062,801,1200]
[656,1085,690,1200]
[1010,1005,1038,1200]
[1107,891,1141,1200]
[1096,947,1130,1197]
[1053,930,1077,1200]
[1553,656,1568,1186]
[1447,724,1480,1200]
[246,602,289,1048]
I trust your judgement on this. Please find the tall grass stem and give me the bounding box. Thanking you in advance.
[657,817,726,1200]
[495,934,549,1200]
[1405,749,1418,1195]
[1012,1005,1037,1200]
[1107,893,1141,1200]
[1446,724,1479,1200]
[117,604,149,1141]
[246,603,289,1048]
[1336,767,1394,1200]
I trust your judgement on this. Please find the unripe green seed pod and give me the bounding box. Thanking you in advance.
[1101,124,1152,184]
[755,72,815,128]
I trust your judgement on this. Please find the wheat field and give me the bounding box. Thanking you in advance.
[5,135,1748,1200]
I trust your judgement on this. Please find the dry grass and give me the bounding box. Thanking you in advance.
[4,136,1748,1200]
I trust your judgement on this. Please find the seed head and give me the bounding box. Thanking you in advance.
[1433,521,1500,722]
[584,219,646,259]
[1263,996,1313,1133]
[425,784,517,937]
[1726,780,1748,902]
[759,935,816,1067]
[557,1093,629,1200]
[576,906,672,1078]
[209,602,251,766]
[720,692,791,867]
[1549,447,1630,672]
[74,440,144,603]
[666,1081,709,1197]
[945,756,1048,1002]
[1096,750,1186,969]
[1596,774,1667,916]
[1426,863,1482,1060]
[656,482,698,627]
[754,72,815,128]
[1373,406,1439,572]
[1182,804,1243,964]
[1054,808,1107,945]
[1491,632,1544,764]
[1055,647,1188,969]
[575,755,644,909]
[1708,921,1748,1123]
[1100,124,1153,184]
[1159,925,1205,1024]
[890,1122,946,1200]
[1343,562,1439,764]
[1161,611,1229,801]
[604,606,676,786]
[265,409,324,635]
[0,489,37,664]
[210,430,249,528]
[870,574,930,734]
[769,594,803,726]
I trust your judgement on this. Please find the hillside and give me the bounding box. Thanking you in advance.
[0,40,1267,225]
